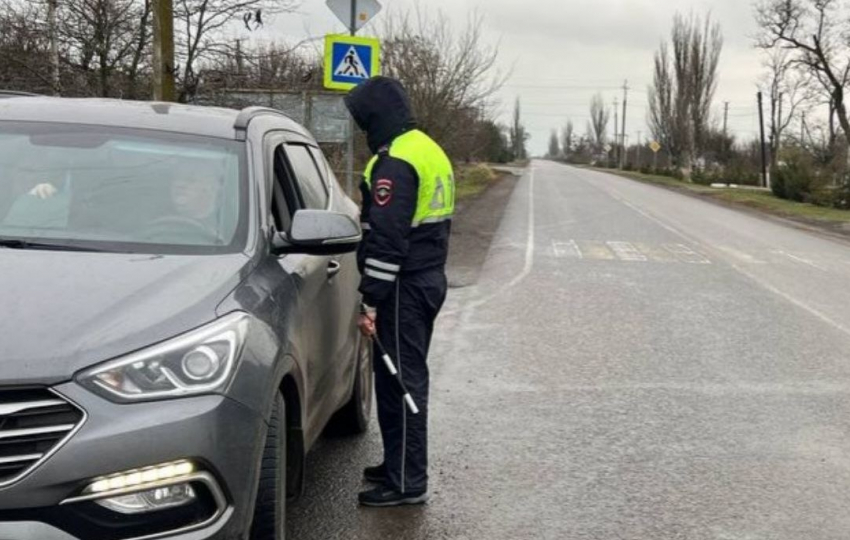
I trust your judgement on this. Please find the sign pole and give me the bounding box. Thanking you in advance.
[345,0,357,196]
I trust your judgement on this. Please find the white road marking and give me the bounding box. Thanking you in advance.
[544,381,850,396]
[551,239,716,264]
[634,242,678,263]
[577,240,617,260]
[445,167,536,318]
[664,243,712,264]
[715,245,766,265]
[773,250,827,271]
[607,241,647,262]
[552,240,582,259]
[514,167,537,285]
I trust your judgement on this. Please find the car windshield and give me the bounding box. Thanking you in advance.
[0,122,247,255]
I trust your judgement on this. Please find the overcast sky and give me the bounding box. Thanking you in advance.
[252,0,765,155]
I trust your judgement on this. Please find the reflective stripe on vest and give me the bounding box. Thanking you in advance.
[364,130,455,227]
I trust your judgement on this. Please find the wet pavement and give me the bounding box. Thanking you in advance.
[289,161,850,539]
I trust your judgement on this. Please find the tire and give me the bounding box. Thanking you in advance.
[250,392,286,540]
[327,334,373,436]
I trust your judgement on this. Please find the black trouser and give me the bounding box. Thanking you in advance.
[374,267,447,494]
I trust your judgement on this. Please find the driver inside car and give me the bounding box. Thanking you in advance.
[167,160,223,229]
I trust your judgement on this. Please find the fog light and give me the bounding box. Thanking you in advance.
[88,460,195,495]
[96,483,197,514]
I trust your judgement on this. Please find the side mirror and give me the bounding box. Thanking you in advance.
[272,209,361,256]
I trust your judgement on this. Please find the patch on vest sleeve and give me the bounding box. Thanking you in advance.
[374,179,393,207]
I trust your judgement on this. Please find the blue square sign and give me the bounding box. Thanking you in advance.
[324,35,381,91]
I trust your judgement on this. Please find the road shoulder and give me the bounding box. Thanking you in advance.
[447,167,522,288]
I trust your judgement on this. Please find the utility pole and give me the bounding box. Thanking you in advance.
[722,101,729,164]
[623,134,629,166]
[620,80,629,168]
[776,92,784,163]
[757,92,769,189]
[637,131,642,169]
[235,39,244,77]
[613,97,619,166]
[345,0,358,195]
[152,0,176,101]
[47,0,60,95]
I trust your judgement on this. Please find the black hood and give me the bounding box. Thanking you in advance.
[344,77,416,154]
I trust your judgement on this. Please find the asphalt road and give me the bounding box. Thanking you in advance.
[288,161,850,539]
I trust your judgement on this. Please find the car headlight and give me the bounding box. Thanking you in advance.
[78,312,250,402]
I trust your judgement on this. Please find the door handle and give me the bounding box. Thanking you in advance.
[327,260,342,279]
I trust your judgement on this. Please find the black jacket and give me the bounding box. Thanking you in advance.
[345,78,451,306]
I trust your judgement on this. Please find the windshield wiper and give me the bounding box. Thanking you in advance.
[0,238,110,253]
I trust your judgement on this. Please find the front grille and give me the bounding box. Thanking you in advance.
[0,388,84,485]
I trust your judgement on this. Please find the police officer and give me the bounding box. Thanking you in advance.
[344,76,453,507]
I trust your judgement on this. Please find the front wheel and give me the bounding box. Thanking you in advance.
[250,392,286,540]
[327,334,373,436]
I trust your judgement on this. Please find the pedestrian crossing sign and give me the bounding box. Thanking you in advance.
[324,34,381,91]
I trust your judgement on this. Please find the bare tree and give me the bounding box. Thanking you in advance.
[47,0,59,93]
[381,8,507,159]
[756,0,850,147]
[509,98,528,161]
[760,48,813,166]
[648,13,723,171]
[588,93,610,152]
[562,120,574,158]
[689,15,723,164]
[0,1,57,93]
[200,39,321,92]
[59,0,148,97]
[0,0,153,97]
[172,0,298,102]
[648,43,677,160]
[547,129,560,158]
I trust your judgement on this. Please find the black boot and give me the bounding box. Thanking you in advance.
[363,463,386,484]
[358,486,428,507]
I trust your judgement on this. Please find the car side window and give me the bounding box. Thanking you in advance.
[271,145,300,233]
[285,144,328,210]
[307,146,343,199]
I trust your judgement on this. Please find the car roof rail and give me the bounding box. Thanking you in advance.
[234,106,289,140]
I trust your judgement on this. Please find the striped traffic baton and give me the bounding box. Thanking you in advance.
[371,335,420,415]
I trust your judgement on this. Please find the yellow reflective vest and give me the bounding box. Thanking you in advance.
[363,129,455,227]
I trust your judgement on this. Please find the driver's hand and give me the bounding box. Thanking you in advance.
[29,183,58,200]
[358,312,376,337]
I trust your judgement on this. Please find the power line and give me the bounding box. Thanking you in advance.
[620,80,628,168]
[503,83,648,93]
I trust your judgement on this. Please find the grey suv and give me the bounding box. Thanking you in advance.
[0,97,373,540]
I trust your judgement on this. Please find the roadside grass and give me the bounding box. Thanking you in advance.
[601,169,850,227]
[455,163,500,201]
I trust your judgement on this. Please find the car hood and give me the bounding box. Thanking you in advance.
[0,250,253,385]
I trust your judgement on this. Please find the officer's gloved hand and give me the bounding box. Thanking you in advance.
[29,183,58,200]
